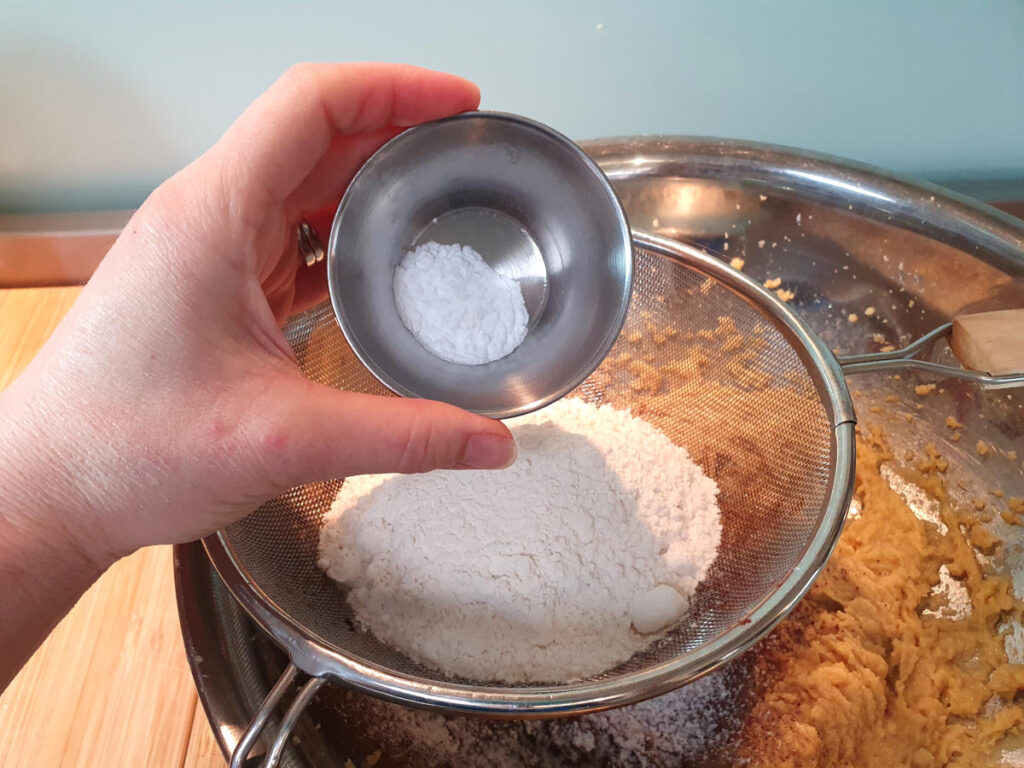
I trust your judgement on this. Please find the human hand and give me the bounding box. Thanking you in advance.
[0,63,516,567]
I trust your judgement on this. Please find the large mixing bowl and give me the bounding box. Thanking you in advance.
[177,136,1024,768]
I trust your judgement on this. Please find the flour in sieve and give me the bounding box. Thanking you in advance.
[317,397,722,683]
[393,241,528,365]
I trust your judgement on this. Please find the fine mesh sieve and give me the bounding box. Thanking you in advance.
[205,232,857,768]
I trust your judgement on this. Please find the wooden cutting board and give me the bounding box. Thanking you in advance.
[0,287,225,767]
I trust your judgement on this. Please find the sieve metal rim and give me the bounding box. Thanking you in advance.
[202,231,856,718]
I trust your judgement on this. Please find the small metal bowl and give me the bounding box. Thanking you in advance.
[327,111,632,418]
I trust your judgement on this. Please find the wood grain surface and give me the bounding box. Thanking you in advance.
[0,287,224,767]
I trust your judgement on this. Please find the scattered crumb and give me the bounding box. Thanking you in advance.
[759,194,767,202]
[652,217,660,228]
[880,345,895,353]
[757,240,765,248]
[869,406,884,414]
[729,257,745,271]
[976,441,990,457]
[946,416,963,429]
[908,299,916,308]
[864,306,876,316]
[763,277,782,290]
[916,403,924,411]
[893,374,901,380]
[991,490,1005,499]
[1007,451,1018,461]
[723,242,730,251]
[951,432,962,442]
[848,313,859,323]
[915,384,937,396]
[775,288,795,302]
[885,395,899,403]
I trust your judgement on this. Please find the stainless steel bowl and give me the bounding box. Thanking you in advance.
[327,111,632,419]
[180,137,1024,767]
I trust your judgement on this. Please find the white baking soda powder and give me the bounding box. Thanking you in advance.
[393,241,528,365]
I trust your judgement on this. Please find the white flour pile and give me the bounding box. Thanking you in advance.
[318,397,722,683]
[393,241,528,365]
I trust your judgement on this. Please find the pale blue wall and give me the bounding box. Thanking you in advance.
[2,0,1022,213]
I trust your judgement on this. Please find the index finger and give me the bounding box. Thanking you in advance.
[210,62,481,206]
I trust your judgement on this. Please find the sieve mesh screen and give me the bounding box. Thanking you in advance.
[220,243,837,693]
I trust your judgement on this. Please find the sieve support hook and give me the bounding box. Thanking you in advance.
[230,662,325,768]
[837,322,1024,388]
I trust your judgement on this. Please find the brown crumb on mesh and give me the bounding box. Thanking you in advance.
[973,498,986,510]
[885,395,899,403]
[626,332,642,345]
[951,432,962,442]
[869,406,884,414]
[628,360,663,394]
[864,306,876,316]
[722,334,745,352]
[727,360,772,389]
[916,403,924,411]
[905,413,914,423]
[699,278,715,295]
[1008,450,1018,461]
[990,489,1005,499]
[946,416,963,429]
[697,329,715,340]
[848,313,859,323]
[1011,498,1024,514]
[893,374,901,380]
[976,441,990,457]
[915,384,937,396]
[775,288,796,302]
[763,277,782,289]
[364,750,383,767]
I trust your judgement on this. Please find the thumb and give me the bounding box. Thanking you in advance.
[263,381,518,485]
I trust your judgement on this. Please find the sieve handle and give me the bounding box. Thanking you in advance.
[230,662,326,768]
[837,321,1024,389]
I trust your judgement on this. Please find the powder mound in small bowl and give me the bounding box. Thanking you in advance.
[393,241,529,365]
[317,398,722,684]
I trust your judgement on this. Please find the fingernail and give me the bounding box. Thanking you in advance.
[457,433,517,470]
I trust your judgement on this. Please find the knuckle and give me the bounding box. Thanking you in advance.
[279,63,320,92]
[396,407,456,474]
